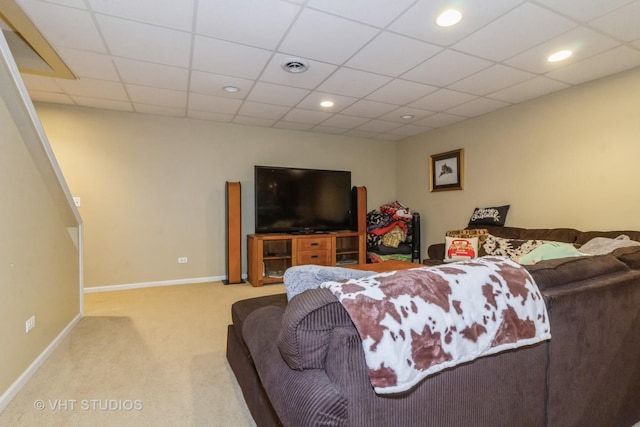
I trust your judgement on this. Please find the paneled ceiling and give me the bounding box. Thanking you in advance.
[5,0,640,140]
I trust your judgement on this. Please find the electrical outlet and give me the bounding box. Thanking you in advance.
[25,315,36,333]
[73,197,81,207]
[178,257,188,264]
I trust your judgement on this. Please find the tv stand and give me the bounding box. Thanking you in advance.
[247,231,365,287]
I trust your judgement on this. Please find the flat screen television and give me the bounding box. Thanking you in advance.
[254,165,353,234]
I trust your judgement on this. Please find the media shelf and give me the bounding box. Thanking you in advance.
[247,231,365,287]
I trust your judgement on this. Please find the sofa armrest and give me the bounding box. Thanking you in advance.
[277,288,353,370]
[427,243,445,261]
[243,306,348,427]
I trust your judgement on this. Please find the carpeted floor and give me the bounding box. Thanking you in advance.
[0,281,285,427]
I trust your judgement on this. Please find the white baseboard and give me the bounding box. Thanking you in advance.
[83,274,246,293]
[0,313,82,413]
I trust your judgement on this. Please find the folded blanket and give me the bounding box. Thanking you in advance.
[321,256,551,394]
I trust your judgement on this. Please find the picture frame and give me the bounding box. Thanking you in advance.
[429,149,464,192]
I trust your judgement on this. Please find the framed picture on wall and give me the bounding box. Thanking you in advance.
[429,149,464,192]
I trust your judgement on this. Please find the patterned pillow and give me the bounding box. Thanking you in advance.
[468,205,510,226]
[483,234,546,261]
[444,236,479,263]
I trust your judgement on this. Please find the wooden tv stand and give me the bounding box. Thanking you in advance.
[247,231,366,287]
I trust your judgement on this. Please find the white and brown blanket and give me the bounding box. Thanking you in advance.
[320,256,551,394]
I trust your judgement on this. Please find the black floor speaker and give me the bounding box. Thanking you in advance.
[224,181,244,284]
[411,212,421,263]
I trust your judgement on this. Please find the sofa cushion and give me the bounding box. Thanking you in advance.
[611,245,640,269]
[526,254,629,291]
[576,230,640,245]
[231,293,287,348]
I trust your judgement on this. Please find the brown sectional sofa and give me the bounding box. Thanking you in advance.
[226,226,640,427]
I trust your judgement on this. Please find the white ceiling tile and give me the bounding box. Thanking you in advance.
[192,36,272,79]
[39,0,88,8]
[320,114,370,129]
[310,125,348,135]
[377,107,435,123]
[70,95,133,111]
[134,104,186,117]
[19,1,106,52]
[278,9,379,64]
[488,76,570,103]
[233,116,278,127]
[28,91,74,104]
[389,0,523,46]
[296,92,358,112]
[97,15,191,67]
[246,82,309,107]
[344,129,380,138]
[401,50,493,86]
[453,3,577,62]
[373,133,406,141]
[237,101,289,120]
[190,71,254,98]
[260,54,338,89]
[414,112,466,127]
[88,0,195,31]
[589,1,640,42]
[196,0,299,49]
[355,119,402,133]
[386,124,432,137]
[188,92,242,114]
[56,48,119,80]
[317,68,391,98]
[446,97,510,118]
[504,27,621,74]
[535,0,635,22]
[20,74,64,92]
[307,0,414,27]
[409,88,476,111]
[187,110,234,122]
[273,121,315,131]
[281,108,332,125]
[545,46,640,84]
[346,32,441,77]
[340,99,399,118]
[57,78,129,100]
[366,79,438,105]
[115,58,188,90]
[126,85,187,108]
[449,64,535,96]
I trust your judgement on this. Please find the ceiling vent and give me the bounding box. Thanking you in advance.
[281,58,309,73]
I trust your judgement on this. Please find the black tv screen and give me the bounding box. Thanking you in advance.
[254,166,352,234]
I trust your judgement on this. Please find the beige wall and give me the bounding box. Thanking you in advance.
[34,105,398,288]
[397,66,640,252]
[0,68,80,397]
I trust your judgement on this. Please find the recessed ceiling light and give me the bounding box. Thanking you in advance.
[223,86,240,93]
[401,115,414,120]
[320,101,334,108]
[547,49,573,63]
[436,9,462,27]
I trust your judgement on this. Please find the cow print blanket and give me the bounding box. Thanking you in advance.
[320,256,551,394]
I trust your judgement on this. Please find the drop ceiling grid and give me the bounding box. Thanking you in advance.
[10,0,640,139]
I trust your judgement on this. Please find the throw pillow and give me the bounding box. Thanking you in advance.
[444,236,478,263]
[446,228,489,245]
[483,234,546,261]
[468,205,510,226]
[518,242,584,265]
